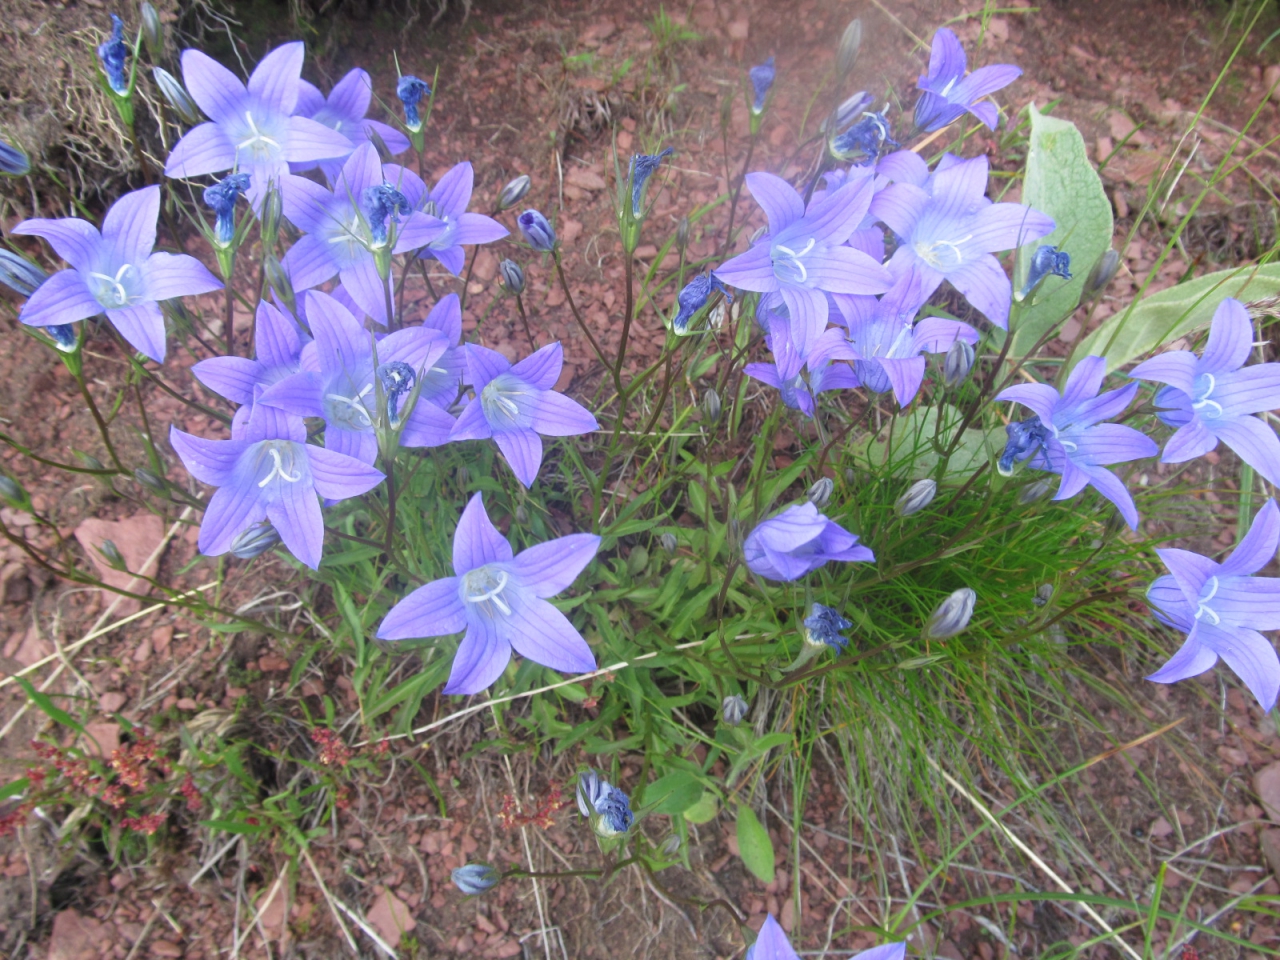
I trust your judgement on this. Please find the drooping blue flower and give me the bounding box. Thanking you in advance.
[715,171,890,360]
[258,290,457,465]
[280,144,439,326]
[870,153,1054,329]
[830,110,899,166]
[448,341,599,488]
[381,161,510,275]
[997,418,1052,475]
[362,182,410,246]
[721,694,749,725]
[1129,297,1280,487]
[292,68,411,183]
[743,502,873,581]
[672,272,732,334]
[913,27,1022,132]
[749,57,776,115]
[170,402,384,570]
[0,138,30,176]
[803,603,852,651]
[629,147,673,215]
[193,297,306,428]
[451,864,500,895]
[833,267,978,407]
[517,209,557,251]
[13,185,222,362]
[397,75,431,130]
[203,172,251,246]
[745,319,859,419]
[1019,244,1072,300]
[377,492,600,694]
[98,14,129,95]
[995,355,1158,529]
[164,43,354,210]
[1146,498,1280,710]
[748,914,906,960]
[576,770,634,837]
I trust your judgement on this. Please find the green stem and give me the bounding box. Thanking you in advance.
[553,251,614,388]
[513,294,536,352]
[74,370,124,471]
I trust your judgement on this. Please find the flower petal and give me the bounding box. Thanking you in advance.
[453,492,514,574]
[1215,575,1280,630]
[1081,463,1142,530]
[1213,365,1280,417]
[12,218,101,273]
[1128,349,1198,395]
[1072,423,1157,465]
[744,172,804,235]
[531,390,598,437]
[923,28,966,86]
[876,150,929,187]
[448,398,492,441]
[754,915,801,960]
[282,173,339,235]
[266,473,324,569]
[968,202,1054,253]
[1213,414,1280,487]
[378,577,466,640]
[430,161,474,219]
[951,63,1023,104]
[513,534,601,598]
[1156,547,1218,610]
[181,49,247,125]
[805,245,891,295]
[507,597,596,673]
[442,620,511,695]
[199,478,266,558]
[193,356,264,404]
[1146,632,1218,685]
[170,426,250,486]
[107,302,167,362]
[1201,297,1253,372]
[1148,574,1194,631]
[454,212,509,245]
[1220,499,1280,578]
[163,122,237,179]
[800,175,875,246]
[879,356,926,407]
[144,252,222,300]
[327,68,373,123]
[17,270,102,328]
[102,186,159,265]
[324,426,377,465]
[282,234,339,292]
[1198,620,1280,711]
[255,300,303,369]
[513,341,564,391]
[948,253,1011,329]
[306,445,384,500]
[868,183,929,240]
[399,396,455,448]
[712,242,778,293]
[247,41,303,115]
[494,429,544,488]
[466,343,513,391]
[305,289,366,372]
[334,142,382,197]
[284,116,355,164]
[1161,418,1218,464]
[779,285,829,361]
[995,382,1059,425]
[339,257,391,327]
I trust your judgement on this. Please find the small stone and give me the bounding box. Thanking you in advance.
[727,18,749,39]
[150,940,183,958]
[132,637,152,663]
[366,886,415,950]
[258,654,290,672]
[99,691,127,713]
[1256,762,1280,822]
[1148,816,1173,838]
[83,722,120,757]
[151,625,173,654]
[47,910,107,960]
[176,698,198,711]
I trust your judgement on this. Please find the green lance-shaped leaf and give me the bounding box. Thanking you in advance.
[735,803,775,883]
[1074,262,1280,374]
[1009,103,1113,356]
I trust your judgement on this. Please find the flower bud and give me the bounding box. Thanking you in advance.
[140,2,163,61]
[659,532,678,553]
[498,259,525,296]
[515,505,529,525]
[660,835,682,856]
[675,216,689,255]
[46,324,80,353]
[0,475,26,506]
[264,254,295,312]
[260,187,283,248]
[806,477,833,508]
[517,210,557,251]
[925,588,976,639]
[1081,249,1120,302]
[230,524,281,560]
[721,694,749,726]
[451,863,500,895]
[748,57,776,116]
[836,19,863,79]
[134,468,166,492]
[1018,479,1053,504]
[76,452,105,471]
[0,250,47,297]
[1033,583,1054,608]
[943,339,974,388]
[98,539,127,571]
[701,387,721,423]
[0,138,30,177]
[153,67,200,124]
[895,478,936,517]
[498,174,532,210]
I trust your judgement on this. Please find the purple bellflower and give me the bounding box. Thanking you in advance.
[833,267,979,407]
[672,272,732,334]
[170,401,384,570]
[164,43,354,209]
[913,27,1022,132]
[745,310,859,418]
[749,57,776,114]
[715,171,891,360]
[995,355,1158,529]
[14,185,222,362]
[280,143,439,326]
[98,14,129,95]
[1129,297,1280,487]
[1146,498,1280,711]
[382,161,509,276]
[743,502,873,581]
[870,153,1054,329]
[258,290,456,465]
[376,492,600,694]
[193,298,305,429]
[292,68,411,183]
[203,172,251,246]
[449,341,599,488]
[748,914,905,960]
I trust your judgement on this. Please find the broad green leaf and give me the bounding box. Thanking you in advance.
[0,777,29,801]
[858,405,1001,480]
[1009,104,1113,356]
[645,771,704,815]
[684,792,718,824]
[1074,262,1280,374]
[735,805,775,883]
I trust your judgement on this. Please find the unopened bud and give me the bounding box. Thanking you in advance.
[926,588,976,639]
[140,2,163,60]
[1018,479,1053,504]
[451,863,500,895]
[807,477,833,508]
[517,209,556,252]
[721,694,749,726]
[836,19,863,79]
[944,339,975,388]
[895,478,936,516]
[0,138,30,177]
[456,465,470,487]
[0,250,47,297]
[515,504,529,525]
[1082,249,1120,302]
[264,254,295,312]
[230,523,280,560]
[1033,583,1054,608]
[77,452,105,471]
[660,835,682,856]
[260,188,283,248]
[0,475,26,505]
[152,67,200,125]
[367,128,392,163]
[98,539,127,571]
[701,387,721,423]
[134,467,166,492]
[498,174,532,210]
[675,216,689,254]
[659,532,678,553]
[499,259,525,296]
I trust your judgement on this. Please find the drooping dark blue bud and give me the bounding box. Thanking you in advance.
[749,56,776,115]
[497,174,531,210]
[1020,245,1072,300]
[451,864,500,895]
[830,110,899,166]
[997,418,1052,476]
[628,147,673,216]
[363,182,410,246]
[499,259,525,296]
[46,324,80,353]
[98,14,130,95]
[672,272,732,334]
[397,75,431,130]
[0,250,46,296]
[202,173,250,246]
[230,523,281,560]
[803,603,852,652]
[377,360,416,424]
[0,139,30,176]
[517,210,557,252]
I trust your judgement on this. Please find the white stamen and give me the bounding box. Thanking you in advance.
[773,238,816,284]
[237,111,281,154]
[258,446,301,487]
[464,569,511,616]
[1192,373,1223,418]
[87,263,136,307]
[1195,576,1221,624]
[325,384,375,427]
